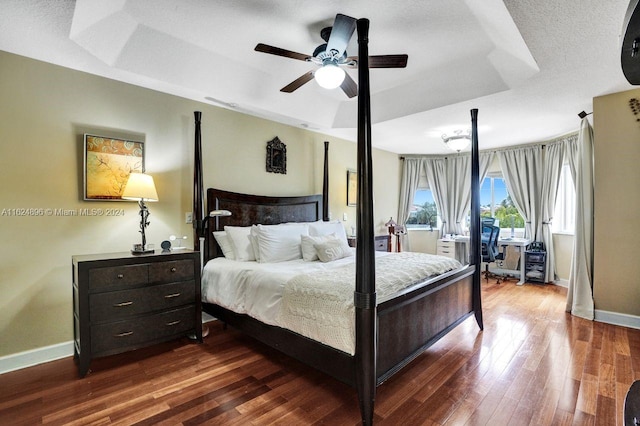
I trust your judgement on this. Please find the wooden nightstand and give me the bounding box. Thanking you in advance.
[347,235,390,252]
[72,250,202,377]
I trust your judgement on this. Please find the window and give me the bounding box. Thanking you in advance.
[552,164,575,234]
[480,175,524,234]
[406,188,440,230]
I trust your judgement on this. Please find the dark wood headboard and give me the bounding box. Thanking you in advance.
[204,188,322,263]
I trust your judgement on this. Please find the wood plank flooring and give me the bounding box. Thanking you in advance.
[1,279,639,425]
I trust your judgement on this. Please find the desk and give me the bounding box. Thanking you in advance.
[451,236,531,285]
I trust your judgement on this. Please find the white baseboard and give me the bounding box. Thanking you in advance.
[553,278,569,288]
[0,317,218,375]
[595,309,640,330]
[0,341,74,375]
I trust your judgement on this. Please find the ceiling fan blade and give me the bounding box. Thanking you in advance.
[281,71,315,93]
[344,54,408,68]
[255,43,310,62]
[340,72,358,98]
[369,54,408,68]
[326,14,356,58]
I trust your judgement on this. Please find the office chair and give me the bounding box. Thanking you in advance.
[481,224,499,281]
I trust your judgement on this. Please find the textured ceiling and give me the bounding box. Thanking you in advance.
[0,0,634,154]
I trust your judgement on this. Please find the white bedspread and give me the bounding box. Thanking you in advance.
[202,251,461,355]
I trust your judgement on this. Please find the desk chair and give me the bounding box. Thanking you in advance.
[481,224,499,281]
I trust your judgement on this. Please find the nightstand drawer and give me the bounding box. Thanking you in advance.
[89,280,196,322]
[89,264,148,291]
[437,248,454,256]
[91,306,196,354]
[149,259,194,284]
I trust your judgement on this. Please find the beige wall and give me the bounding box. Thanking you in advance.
[593,89,640,316]
[0,51,399,357]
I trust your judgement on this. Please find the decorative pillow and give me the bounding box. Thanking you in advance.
[309,221,348,246]
[301,233,336,261]
[314,238,353,263]
[224,226,255,261]
[212,231,235,260]
[255,223,309,263]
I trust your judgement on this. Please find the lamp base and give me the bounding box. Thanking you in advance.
[131,249,154,255]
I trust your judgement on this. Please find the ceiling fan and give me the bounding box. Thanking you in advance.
[255,13,408,98]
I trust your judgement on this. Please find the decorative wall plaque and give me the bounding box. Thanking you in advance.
[266,137,286,174]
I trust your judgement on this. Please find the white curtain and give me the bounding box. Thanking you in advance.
[446,153,495,234]
[540,141,566,282]
[498,146,543,241]
[398,158,422,225]
[397,157,423,251]
[423,153,494,235]
[565,119,595,320]
[424,158,449,234]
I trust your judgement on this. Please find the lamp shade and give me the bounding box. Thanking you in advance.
[315,64,345,89]
[122,173,158,201]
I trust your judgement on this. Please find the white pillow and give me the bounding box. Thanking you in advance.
[314,238,353,262]
[249,225,261,262]
[300,233,336,261]
[255,223,309,263]
[309,221,348,245]
[224,226,255,261]
[212,231,235,260]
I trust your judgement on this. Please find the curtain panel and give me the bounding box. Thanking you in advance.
[498,145,543,242]
[540,141,569,282]
[565,119,595,320]
[398,153,493,239]
[397,157,424,251]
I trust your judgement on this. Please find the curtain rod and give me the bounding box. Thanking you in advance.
[399,131,579,160]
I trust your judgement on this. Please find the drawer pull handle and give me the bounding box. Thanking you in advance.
[166,320,181,326]
[170,267,177,272]
[114,331,133,337]
[164,293,181,299]
[114,301,133,307]
[117,274,124,279]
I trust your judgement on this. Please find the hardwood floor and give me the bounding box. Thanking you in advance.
[1,280,639,425]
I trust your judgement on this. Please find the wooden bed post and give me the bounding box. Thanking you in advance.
[193,111,205,255]
[355,18,377,426]
[469,108,483,330]
[323,141,330,221]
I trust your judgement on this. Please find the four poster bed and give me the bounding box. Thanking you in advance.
[192,19,483,425]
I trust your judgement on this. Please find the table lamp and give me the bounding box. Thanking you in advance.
[122,172,158,254]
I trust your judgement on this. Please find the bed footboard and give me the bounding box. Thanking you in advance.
[376,265,475,384]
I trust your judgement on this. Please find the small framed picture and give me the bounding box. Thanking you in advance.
[347,169,357,206]
[266,136,286,174]
[83,134,144,200]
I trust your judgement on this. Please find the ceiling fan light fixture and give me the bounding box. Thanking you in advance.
[315,63,345,89]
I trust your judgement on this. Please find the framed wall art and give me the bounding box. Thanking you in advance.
[347,169,357,206]
[83,134,145,200]
[266,136,286,174]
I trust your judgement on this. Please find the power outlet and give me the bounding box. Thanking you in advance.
[343,213,348,221]
[185,212,193,224]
